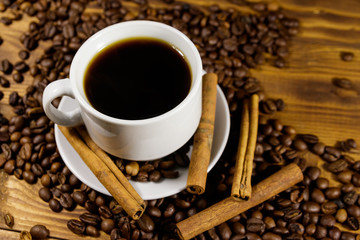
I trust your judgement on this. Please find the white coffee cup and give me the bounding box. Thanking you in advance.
[42,20,203,161]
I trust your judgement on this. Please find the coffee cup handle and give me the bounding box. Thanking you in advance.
[42,78,83,127]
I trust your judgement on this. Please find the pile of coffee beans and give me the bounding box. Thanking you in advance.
[0,0,359,239]
[110,140,191,182]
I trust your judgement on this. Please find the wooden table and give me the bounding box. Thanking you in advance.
[0,0,359,239]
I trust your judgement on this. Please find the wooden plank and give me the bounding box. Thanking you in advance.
[0,170,108,239]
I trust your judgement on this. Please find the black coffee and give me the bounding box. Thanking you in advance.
[84,37,191,120]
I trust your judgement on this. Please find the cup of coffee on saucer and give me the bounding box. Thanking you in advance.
[42,20,230,199]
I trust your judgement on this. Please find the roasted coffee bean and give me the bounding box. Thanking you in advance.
[310,142,325,155]
[84,200,98,213]
[149,170,161,182]
[101,219,115,233]
[49,198,62,212]
[310,188,325,203]
[94,195,105,207]
[325,187,341,200]
[0,59,13,74]
[50,162,62,173]
[327,159,348,173]
[293,139,307,151]
[4,159,15,174]
[159,159,176,169]
[352,173,360,187]
[302,201,320,213]
[79,212,101,226]
[175,198,191,209]
[314,224,327,239]
[23,170,36,184]
[321,201,338,214]
[352,161,360,171]
[86,225,100,237]
[18,50,30,60]
[316,177,329,189]
[288,222,304,234]
[99,205,112,218]
[14,168,23,179]
[67,219,85,235]
[328,226,341,240]
[20,231,32,240]
[340,232,356,240]
[14,61,29,73]
[284,209,302,221]
[60,193,74,209]
[261,99,277,114]
[160,169,179,178]
[163,203,176,218]
[262,232,281,240]
[73,191,88,205]
[0,76,10,88]
[300,134,318,144]
[30,225,49,239]
[337,170,353,184]
[340,51,354,61]
[305,167,321,181]
[4,213,14,228]
[347,216,359,230]
[39,187,52,202]
[147,206,161,218]
[216,222,231,240]
[108,200,122,215]
[319,214,336,227]
[125,161,139,176]
[343,191,358,205]
[110,228,121,240]
[323,146,341,162]
[9,91,19,106]
[272,226,289,235]
[335,208,347,223]
[12,71,24,83]
[69,174,80,187]
[138,214,154,233]
[31,163,44,177]
[246,217,265,233]
[347,205,360,217]
[332,77,353,89]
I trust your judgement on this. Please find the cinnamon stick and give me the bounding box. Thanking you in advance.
[58,126,145,220]
[75,126,145,209]
[231,94,259,200]
[186,73,218,194]
[231,98,249,199]
[176,163,303,240]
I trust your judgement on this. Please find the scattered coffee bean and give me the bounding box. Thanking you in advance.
[0,59,13,74]
[67,219,85,235]
[4,213,14,228]
[101,219,115,234]
[340,51,354,61]
[49,198,62,212]
[18,50,30,60]
[30,225,49,239]
[332,77,353,89]
[39,187,52,202]
[20,231,32,240]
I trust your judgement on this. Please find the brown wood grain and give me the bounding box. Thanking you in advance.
[0,0,360,238]
[0,170,108,239]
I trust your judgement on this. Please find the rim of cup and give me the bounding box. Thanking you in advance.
[70,20,203,125]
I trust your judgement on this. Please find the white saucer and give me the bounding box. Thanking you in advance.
[54,85,230,200]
